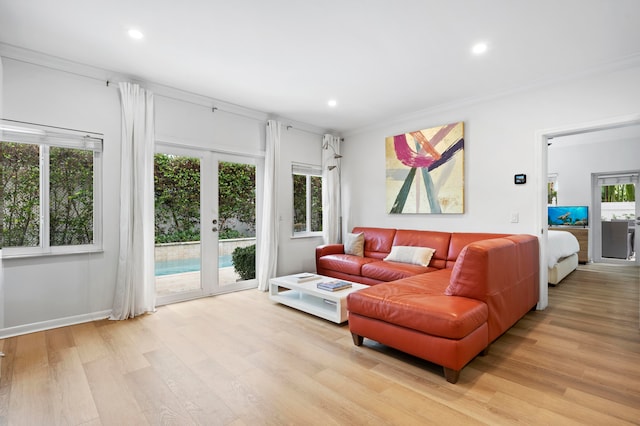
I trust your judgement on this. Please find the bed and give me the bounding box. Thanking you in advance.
[547,230,580,285]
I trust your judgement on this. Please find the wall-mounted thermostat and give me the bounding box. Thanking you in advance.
[514,174,526,184]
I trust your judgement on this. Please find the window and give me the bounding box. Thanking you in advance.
[548,173,558,205]
[598,172,637,221]
[292,163,322,235]
[0,121,103,256]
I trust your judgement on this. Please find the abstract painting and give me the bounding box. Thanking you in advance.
[385,122,464,214]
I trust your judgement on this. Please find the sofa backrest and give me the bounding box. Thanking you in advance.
[392,229,451,269]
[350,227,513,270]
[351,227,397,259]
[445,235,539,342]
[446,232,508,268]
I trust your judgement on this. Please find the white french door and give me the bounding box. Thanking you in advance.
[154,145,257,306]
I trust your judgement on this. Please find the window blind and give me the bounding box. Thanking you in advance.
[597,173,639,186]
[0,121,103,152]
[291,162,322,176]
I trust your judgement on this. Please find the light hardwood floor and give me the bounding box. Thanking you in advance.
[0,263,638,425]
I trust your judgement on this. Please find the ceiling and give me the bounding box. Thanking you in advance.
[1,0,640,133]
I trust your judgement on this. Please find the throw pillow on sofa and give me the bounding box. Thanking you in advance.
[384,246,435,266]
[344,232,365,256]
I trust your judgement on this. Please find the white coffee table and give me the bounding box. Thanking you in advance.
[269,274,367,323]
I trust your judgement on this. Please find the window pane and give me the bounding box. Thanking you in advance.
[50,147,94,245]
[601,183,636,221]
[0,142,40,247]
[310,175,323,232]
[601,183,635,202]
[293,174,306,232]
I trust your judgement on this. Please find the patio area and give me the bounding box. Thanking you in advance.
[155,266,242,297]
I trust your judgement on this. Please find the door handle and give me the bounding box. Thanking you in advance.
[212,219,218,224]
[212,227,218,232]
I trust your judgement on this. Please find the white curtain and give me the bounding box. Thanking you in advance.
[322,134,342,244]
[111,82,156,319]
[257,120,281,291]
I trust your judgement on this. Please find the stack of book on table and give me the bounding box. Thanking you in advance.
[293,273,318,283]
[317,280,352,292]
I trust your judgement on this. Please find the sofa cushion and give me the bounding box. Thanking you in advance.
[361,260,436,282]
[390,269,453,291]
[317,254,379,276]
[348,278,488,340]
[392,229,451,269]
[384,245,435,266]
[352,227,397,259]
[344,232,365,256]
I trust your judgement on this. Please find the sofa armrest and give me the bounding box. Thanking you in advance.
[445,235,538,301]
[445,235,539,342]
[315,244,345,262]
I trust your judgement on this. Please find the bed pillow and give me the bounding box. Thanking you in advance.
[344,232,365,257]
[384,246,435,266]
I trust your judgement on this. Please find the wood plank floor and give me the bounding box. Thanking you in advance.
[0,262,638,425]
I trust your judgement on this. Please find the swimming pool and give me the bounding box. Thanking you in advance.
[155,254,233,276]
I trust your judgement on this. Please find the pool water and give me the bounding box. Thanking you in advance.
[155,254,233,276]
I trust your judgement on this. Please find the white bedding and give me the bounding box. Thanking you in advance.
[547,230,580,268]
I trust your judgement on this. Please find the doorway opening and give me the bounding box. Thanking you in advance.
[536,113,640,309]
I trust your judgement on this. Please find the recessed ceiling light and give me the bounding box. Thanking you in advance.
[128,29,144,40]
[328,99,338,107]
[472,42,488,55]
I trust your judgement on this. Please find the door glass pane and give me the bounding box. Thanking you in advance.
[218,160,256,286]
[154,153,202,296]
[600,183,636,260]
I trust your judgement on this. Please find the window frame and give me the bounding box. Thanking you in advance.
[291,162,323,237]
[0,121,103,258]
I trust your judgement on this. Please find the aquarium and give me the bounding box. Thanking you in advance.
[548,205,589,227]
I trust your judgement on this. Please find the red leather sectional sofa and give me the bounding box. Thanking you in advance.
[315,227,540,383]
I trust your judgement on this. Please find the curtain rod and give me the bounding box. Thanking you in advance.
[106,80,268,124]
[266,121,325,137]
[110,80,329,136]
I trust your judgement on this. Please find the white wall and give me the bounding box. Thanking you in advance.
[341,65,640,236]
[0,54,324,334]
[155,95,264,155]
[2,58,120,332]
[277,128,325,275]
[548,136,640,207]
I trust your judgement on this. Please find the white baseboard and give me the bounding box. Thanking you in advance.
[0,309,112,339]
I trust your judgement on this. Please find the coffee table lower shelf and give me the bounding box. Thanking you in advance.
[269,275,366,323]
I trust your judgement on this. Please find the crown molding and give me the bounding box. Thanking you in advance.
[1,42,114,81]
